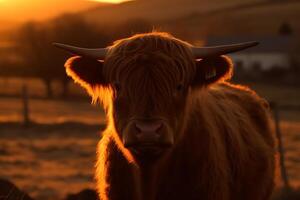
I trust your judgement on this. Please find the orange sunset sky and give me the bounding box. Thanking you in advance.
[0,0,127,22]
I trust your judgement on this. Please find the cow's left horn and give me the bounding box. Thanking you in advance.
[53,43,108,59]
[192,41,259,58]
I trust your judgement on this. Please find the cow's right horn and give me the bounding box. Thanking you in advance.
[53,43,108,60]
[192,41,259,58]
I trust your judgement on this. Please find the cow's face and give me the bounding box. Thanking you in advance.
[63,34,233,161]
[106,53,194,160]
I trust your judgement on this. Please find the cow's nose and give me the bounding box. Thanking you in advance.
[135,121,163,134]
[134,120,163,142]
[123,119,173,150]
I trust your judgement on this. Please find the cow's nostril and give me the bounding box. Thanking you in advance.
[135,121,163,134]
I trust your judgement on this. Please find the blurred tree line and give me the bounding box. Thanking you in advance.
[1,14,152,98]
[0,14,299,99]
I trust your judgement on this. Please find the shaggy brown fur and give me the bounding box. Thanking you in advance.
[64,32,275,200]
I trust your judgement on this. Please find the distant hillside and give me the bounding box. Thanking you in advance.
[81,0,300,42]
[170,0,300,40]
[82,0,255,25]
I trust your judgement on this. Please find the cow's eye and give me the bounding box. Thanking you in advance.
[113,82,121,92]
[176,84,183,92]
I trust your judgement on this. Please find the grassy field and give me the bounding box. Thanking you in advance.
[0,97,105,125]
[0,123,102,200]
[0,78,299,123]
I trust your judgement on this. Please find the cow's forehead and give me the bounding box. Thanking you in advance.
[104,34,196,85]
[105,53,193,84]
[107,32,193,58]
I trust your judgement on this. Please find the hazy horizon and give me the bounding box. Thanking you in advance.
[0,0,123,24]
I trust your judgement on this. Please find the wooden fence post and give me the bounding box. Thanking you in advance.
[271,102,290,192]
[22,84,30,127]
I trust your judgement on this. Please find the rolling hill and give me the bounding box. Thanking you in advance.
[82,0,256,24]
[170,0,300,40]
[79,0,300,41]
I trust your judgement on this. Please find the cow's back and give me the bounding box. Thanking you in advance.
[186,82,275,200]
[208,83,274,144]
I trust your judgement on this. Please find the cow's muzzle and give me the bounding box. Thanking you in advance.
[123,119,174,157]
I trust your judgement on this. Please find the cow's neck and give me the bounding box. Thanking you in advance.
[136,132,206,200]
[136,110,200,200]
[136,148,189,200]
[138,163,159,200]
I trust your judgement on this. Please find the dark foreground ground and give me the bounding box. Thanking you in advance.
[0,123,103,200]
[0,121,300,200]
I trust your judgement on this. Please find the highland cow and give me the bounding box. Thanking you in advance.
[54,32,275,200]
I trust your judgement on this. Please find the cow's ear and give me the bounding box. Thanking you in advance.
[65,56,108,91]
[192,55,233,87]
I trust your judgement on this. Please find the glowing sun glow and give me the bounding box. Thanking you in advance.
[0,0,108,22]
[0,0,132,22]
[89,0,129,3]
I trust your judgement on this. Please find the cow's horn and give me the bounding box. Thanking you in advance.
[53,43,108,59]
[192,41,259,58]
